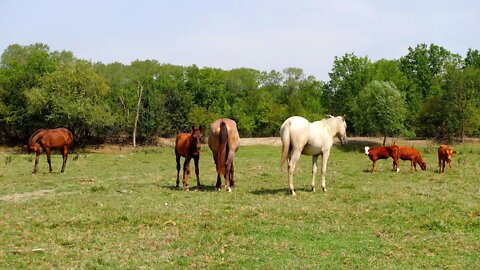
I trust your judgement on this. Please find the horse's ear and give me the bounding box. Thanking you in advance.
[191,126,196,132]
[199,126,204,133]
[342,114,348,120]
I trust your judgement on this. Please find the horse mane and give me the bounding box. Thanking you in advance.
[27,128,46,147]
[319,116,344,135]
[216,122,228,176]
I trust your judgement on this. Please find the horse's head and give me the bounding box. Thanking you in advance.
[336,115,348,145]
[27,143,41,154]
[191,126,203,155]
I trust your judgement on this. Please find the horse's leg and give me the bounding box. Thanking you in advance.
[33,152,40,174]
[213,154,222,190]
[311,155,319,192]
[61,146,68,173]
[224,152,236,192]
[183,157,191,191]
[287,150,301,196]
[230,162,235,188]
[176,154,181,188]
[45,148,53,173]
[216,174,222,190]
[193,155,201,190]
[321,149,331,192]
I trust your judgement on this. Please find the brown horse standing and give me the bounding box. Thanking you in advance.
[208,118,240,192]
[174,126,203,191]
[27,128,74,174]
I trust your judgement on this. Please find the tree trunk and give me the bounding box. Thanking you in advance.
[133,81,144,148]
[383,135,387,146]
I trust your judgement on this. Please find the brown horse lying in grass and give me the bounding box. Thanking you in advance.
[175,126,203,191]
[27,128,74,174]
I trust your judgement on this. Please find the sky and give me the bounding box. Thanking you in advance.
[1,0,479,81]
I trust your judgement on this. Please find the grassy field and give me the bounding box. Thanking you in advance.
[0,140,479,269]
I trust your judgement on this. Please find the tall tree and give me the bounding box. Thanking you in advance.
[0,43,57,140]
[399,43,461,131]
[25,60,114,142]
[464,48,480,69]
[325,53,374,131]
[352,81,407,145]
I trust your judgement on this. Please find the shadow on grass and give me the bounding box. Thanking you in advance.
[162,184,224,192]
[334,139,382,153]
[250,186,319,195]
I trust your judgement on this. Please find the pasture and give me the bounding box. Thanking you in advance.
[0,140,479,269]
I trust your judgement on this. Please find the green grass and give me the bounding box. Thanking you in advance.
[0,142,479,269]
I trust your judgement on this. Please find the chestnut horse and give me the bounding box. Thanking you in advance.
[208,118,240,192]
[280,115,347,195]
[27,128,74,174]
[174,126,203,191]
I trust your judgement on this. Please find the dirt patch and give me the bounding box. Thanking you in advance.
[240,137,282,146]
[77,137,479,153]
[0,189,55,202]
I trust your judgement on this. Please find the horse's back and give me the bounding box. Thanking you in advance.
[280,116,310,147]
[208,118,239,151]
[44,128,74,147]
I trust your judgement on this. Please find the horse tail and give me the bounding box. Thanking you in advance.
[216,121,229,176]
[280,121,290,167]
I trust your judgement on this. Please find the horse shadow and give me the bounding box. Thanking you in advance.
[250,187,317,195]
[162,184,222,192]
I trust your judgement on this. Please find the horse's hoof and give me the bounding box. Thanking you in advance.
[312,187,316,192]
[226,187,232,193]
[322,187,327,192]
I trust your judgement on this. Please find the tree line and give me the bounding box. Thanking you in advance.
[0,43,479,145]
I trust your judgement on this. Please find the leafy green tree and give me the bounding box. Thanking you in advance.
[0,43,57,140]
[464,48,480,69]
[417,66,480,141]
[399,43,462,131]
[25,60,114,142]
[352,81,407,145]
[325,53,374,130]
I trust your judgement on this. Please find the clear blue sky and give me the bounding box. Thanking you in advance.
[1,0,479,80]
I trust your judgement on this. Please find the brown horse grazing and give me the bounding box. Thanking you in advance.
[174,126,203,191]
[27,128,74,174]
[208,118,240,192]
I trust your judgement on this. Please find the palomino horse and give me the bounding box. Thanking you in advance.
[174,126,203,191]
[280,115,347,195]
[27,128,74,174]
[208,118,240,192]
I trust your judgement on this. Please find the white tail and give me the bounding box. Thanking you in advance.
[280,122,291,167]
